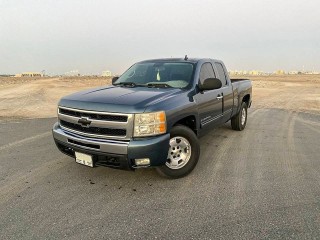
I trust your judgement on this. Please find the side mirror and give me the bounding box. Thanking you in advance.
[199,78,222,91]
[112,76,119,84]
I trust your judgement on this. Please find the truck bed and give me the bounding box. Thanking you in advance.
[231,79,251,90]
[230,78,252,111]
[230,78,250,83]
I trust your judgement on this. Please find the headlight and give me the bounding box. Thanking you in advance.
[134,111,166,137]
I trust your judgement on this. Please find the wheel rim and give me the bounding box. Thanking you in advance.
[166,136,192,170]
[241,108,246,126]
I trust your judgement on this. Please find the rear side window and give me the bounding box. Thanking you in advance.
[215,63,227,86]
[199,62,216,84]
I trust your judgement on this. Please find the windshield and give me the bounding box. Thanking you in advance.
[114,62,194,88]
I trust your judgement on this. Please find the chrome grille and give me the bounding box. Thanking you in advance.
[58,106,133,140]
[60,120,127,136]
[59,108,128,122]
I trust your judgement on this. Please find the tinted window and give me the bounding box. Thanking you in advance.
[215,63,227,86]
[199,62,216,84]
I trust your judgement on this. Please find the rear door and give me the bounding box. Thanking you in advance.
[194,62,224,130]
[214,62,234,122]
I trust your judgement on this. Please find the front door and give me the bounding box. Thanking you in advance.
[194,62,223,130]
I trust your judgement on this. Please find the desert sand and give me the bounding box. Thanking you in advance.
[0,75,319,119]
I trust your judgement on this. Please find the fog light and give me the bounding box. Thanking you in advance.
[135,158,150,166]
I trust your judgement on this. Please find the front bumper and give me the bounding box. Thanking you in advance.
[52,122,170,170]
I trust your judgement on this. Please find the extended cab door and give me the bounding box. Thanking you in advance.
[194,62,224,130]
[214,62,234,122]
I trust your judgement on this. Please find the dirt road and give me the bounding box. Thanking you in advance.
[0,108,320,239]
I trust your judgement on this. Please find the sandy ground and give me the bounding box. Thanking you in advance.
[0,77,112,119]
[0,75,319,118]
[248,75,320,114]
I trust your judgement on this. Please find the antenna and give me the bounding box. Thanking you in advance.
[184,55,188,60]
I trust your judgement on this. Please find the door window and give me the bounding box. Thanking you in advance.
[199,62,216,84]
[215,63,227,86]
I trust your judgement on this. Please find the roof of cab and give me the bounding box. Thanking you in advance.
[138,58,222,64]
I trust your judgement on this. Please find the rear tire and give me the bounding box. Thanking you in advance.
[156,125,200,179]
[231,102,248,131]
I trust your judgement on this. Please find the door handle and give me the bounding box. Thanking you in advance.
[216,95,223,100]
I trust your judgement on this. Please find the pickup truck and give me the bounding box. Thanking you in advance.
[52,58,252,178]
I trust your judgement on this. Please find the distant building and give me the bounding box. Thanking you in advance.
[248,70,264,75]
[15,72,42,77]
[229,70,265,75]
[274,70,286,75]
[102,70,112,77]
[64,70,80,76]
[229,70,248,75]
[0,74,15,77]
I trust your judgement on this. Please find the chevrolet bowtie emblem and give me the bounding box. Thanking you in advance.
[78,117,91,127]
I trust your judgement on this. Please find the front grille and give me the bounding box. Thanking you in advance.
[60,120,126,137]
[59,108,128,122]
[58,107,133,139]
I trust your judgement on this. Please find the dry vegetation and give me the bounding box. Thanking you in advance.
[0,75,319,119]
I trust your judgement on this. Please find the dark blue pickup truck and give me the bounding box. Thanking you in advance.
[52,58,252,178]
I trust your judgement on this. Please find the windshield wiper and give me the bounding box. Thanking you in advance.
[114,82,172,88]
[147,83,172,88]
[113,82,145,88]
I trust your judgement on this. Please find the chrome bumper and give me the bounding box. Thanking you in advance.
[52,122,128,155]
[52,122,171,168]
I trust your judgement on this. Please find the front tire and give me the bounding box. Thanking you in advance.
[231,102,248,131]
[156,125,200,179]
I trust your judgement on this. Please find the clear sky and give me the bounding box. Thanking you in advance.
[1,0,319,75]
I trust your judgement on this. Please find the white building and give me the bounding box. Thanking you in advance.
[64,70,79,76]
[102,70,112,77]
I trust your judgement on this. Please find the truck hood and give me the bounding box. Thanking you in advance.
[59,85,183,113]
